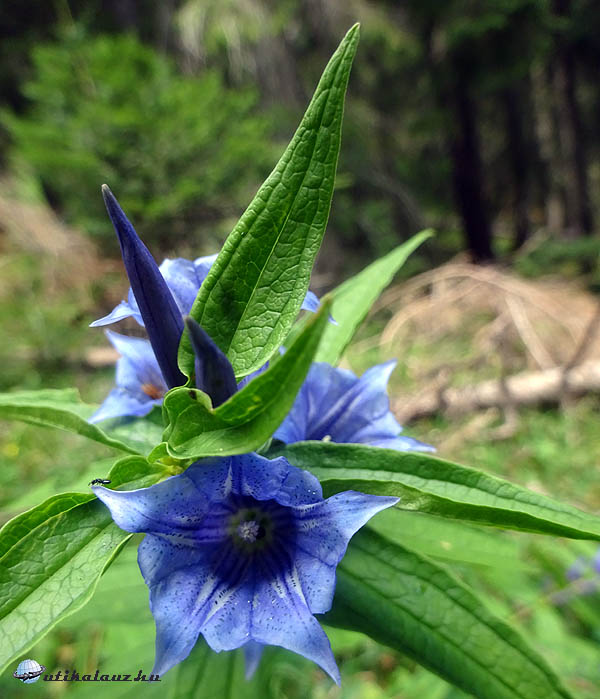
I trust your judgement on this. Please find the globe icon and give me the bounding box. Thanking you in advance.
[14,658,45,684]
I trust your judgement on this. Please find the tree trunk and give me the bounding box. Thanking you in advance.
[553,0,594,236]
[502,85,530,250]
[449,69,495,262]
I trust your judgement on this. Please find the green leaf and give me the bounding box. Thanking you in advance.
[165,640,259,699]
[0,388,140,455]
[275,442,600,540]
[327,529,573,699]
[311,230,433,364]
[0,499,129,673]
[368,508,526,570]
[164,301,330,459]
[0,492,92,560]
[0,456,169,672]
[179,25,360,378]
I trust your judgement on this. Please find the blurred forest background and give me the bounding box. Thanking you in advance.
[2,1,600,697]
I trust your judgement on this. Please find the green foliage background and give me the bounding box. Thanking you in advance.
[1,2,600,697]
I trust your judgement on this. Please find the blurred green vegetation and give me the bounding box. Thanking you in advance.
[2,31,276,251]
[2,1,600,696]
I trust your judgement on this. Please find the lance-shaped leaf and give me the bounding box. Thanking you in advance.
[102,185,185,388]
[274,442,600,540]
[0,456,170,673]
[314,230,433,364]
[326,529,573,699]
[179,25,360,379]
[162,301,330,459]
[185,316,237,407]
[0,388,140,454]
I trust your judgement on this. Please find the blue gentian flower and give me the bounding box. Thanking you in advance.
[91,332,267,422]
[92,454,397,682]
[274,360,434,451]
[89,331,167,423]
[101,186,185,388]
[91,254,321,328]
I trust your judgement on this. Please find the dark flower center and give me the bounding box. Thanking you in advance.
[226,497,296,556]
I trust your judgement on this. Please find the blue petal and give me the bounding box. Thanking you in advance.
[250,557,340,684]
[274,362,357,442]
[92,473,213,535]
[368,435,436,453]
[243,641,264,679]
[275,360,434,451]
[229,454,322,506]
[89,388,158,423]
[159,258,203,315]
[105,330,166,392]
[231,454,291,501]
[300,290,320,313]
[193,253,219,282]
[150,543,252,675]
[89,300,136,327]
[292,491,398,613]
[102,185,185,388]
[318,361,399,443]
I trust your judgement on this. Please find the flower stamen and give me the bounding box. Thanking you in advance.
[237,520,260,542]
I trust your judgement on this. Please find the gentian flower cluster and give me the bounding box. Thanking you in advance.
[275,360,434,452]
[90,185,424,681]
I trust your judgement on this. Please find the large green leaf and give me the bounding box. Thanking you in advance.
[327,529,572,699]
[368,507,526,570]
[275,442,600,539]
[0,456,168,672]
[0,388,140,455]
[179,25,359,378]
[315,229,433,364]
[163,301,329,459]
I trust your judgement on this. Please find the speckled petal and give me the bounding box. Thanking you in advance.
[292,491,398,613]
[251,555,340,684]
[150,543,251,676]
[91,472,214,535]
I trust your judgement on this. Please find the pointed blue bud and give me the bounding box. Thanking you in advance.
[101,185,186,388]
[184,316,237,407]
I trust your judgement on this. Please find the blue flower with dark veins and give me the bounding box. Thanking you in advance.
[91,254,321,328]
[274,360,434,452]
[89,331,167,423]
[92,454,397,682]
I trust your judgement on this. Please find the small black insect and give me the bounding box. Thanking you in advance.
[89,478,111,486]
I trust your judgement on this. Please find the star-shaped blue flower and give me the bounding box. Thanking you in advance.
[92,454,397,682]
[274,360,434,452]
[89,330,167,423]
[90,254,321,328]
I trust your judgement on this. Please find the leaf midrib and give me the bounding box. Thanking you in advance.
[206,48,348,365]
